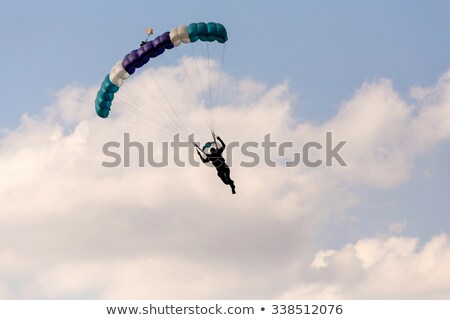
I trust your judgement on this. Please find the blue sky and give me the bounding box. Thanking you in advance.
[1,0,449,126]
[0,0,450,299]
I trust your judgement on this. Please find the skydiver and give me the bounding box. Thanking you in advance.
[197,136,236,194]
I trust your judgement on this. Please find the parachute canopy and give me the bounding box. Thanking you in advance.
[95,22,228,119]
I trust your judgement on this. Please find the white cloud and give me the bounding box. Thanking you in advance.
[0,59,449,298]
[297,71,450,189]
[388,222,407,235]
[281,234,450,299]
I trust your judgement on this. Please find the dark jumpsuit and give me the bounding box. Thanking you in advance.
[200,140,235,193]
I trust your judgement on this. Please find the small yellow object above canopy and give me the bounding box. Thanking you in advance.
[145,28,154,36]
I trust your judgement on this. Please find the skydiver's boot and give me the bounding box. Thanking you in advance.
[231,182,236,194]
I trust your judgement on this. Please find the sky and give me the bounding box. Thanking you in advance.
[0,0,450,299]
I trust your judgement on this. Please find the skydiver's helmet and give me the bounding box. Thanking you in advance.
[202,141,222,156]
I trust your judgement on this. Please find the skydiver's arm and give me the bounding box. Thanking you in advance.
[217,136,225,153]
[201,156,210,163]
[197,151,209,163]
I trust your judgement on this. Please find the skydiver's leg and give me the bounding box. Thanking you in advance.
[217,170,229,185]
[223,167,236,194]
[228,176,236,194]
